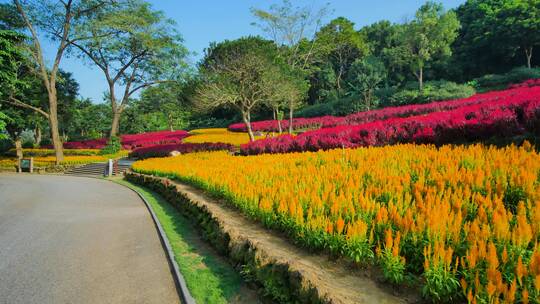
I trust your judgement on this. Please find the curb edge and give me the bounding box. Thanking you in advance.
[117,179,197,304]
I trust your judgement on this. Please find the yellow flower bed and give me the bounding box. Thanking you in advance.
[133,143,540,302]
[184,128,263,146]
[6,148,101,157]
[0,150,128,167]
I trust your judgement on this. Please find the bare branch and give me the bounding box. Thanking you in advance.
[13,0,51,91]
[113,50,147,83]
[50,0,74,83]
[127,80,174,97]
[5,96,50,118]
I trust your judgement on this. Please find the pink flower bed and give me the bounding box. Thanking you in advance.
[229,79,540,133]
[240,84,540,155]
[62,130,190,150]
[129,142,234,159]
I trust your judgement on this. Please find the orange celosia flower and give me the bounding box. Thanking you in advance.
[131,142,540,300]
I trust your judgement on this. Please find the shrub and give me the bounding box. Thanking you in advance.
[383,81,475,106]
[295,102,335,118]
[99,136,121,155]
[471,67,540,91]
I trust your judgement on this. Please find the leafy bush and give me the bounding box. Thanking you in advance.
[296,102,336,118]
[471,67,540,91]
[188,116,237,130]
[382,81,475,106]
[99,136,121,155]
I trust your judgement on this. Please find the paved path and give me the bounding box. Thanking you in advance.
[0,174,180,304]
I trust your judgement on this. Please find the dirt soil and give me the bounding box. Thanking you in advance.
[170,179,420,304]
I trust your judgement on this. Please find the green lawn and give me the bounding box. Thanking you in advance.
[113,179,259,304]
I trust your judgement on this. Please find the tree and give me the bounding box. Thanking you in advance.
[497,0,540,69]
[361,20,408,86]
[313,17,369,94]
[68,100,110,139]
[69,0,188,137]
[0,3,24,30]
[251,0,326,133]
[196,37,304,141]
[453,0,539,78]
[137,83,189,131]
[346,56,387,111]
[251,0,329,69]
[0,30,29,151]
[8,0,110,163]
[399,2,460,91]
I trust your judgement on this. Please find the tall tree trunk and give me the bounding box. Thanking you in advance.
[168,113,174,131]
[110,110,121,138]
[418,66,424,92]
[34,125,42,147]
[242,111,255,142]
[48,92,64,164]
[525,46,533,69]
[288,106,294,134]
[15,136,23,159]
[336,65,343,94]
[273,108,283,133]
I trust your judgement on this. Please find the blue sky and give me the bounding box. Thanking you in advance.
[42,0,466,103]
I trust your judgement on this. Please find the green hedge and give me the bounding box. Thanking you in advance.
[380,80,476,106]
[470,67,540,92]
[297,80,475,117]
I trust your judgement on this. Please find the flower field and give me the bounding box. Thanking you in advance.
[228,79,540,133]
[241,83,540,155]
[133,143,540,303]
[62,130,190,149]
[183,128,262,146]
[129,142,234,159]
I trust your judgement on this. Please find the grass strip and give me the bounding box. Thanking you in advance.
[113,178,255,304]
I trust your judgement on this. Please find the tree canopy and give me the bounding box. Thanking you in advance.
[196,36,306,140]
[70,0,188,136]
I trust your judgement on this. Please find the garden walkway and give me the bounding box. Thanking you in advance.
[0,174,180,304]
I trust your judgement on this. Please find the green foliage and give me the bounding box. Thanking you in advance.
[380,249,405,284]
[99,136,121,155]
[0,3,24,30]
[72,0,189,135]
[381,81,475,106]
[296,96,361,118]
[422,264,460,303]
[0,30,27,98]
[453,0,540,79]
[471,67,540,91]
[397,1,460,89]
[346,56,387,111]
[312,17,369,97]
[197,36,306,138]
[0,111,8,140]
